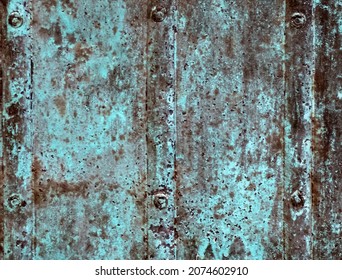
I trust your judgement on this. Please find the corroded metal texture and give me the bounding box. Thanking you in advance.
[312,0,342,259]
[1,0,341,260]
[175,0,286,259]
[146,0,177,259]
[284,0,314,259]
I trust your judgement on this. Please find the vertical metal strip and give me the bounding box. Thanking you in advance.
[146,0,177,259]
[312,0,342,259]
[2,0,33,259]
[0,1,5,259]
[284,0,314,259]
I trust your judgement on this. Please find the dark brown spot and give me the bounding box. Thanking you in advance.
[41,0,57,13]
[32,156,42,187]
[266,133,283,154]
[15,240,27,249]
[6,103,21,116]
[246,183,256,191]
[54,95,66,116]
[53,23,62,45]
[33,180,90,208]
[149,225,174,240]
[227,237,246,259]
[93,21,101,29]
[67,34,76,44]
[225,36,234,58]
[100,192,107,203]
[204,243,215,259]
[74,43,93,61]
[182,238,198,260]
[129,241,146,260]
[62,0,77,15]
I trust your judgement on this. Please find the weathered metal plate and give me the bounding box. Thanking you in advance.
[2,0,149,259]
[1,0,341,260]
[175,0,285,259]
[312,0,342,259]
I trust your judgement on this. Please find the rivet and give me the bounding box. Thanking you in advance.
[151,6,166,22]
[291,12,306,28]
[8,12,23,28]
[7,194,22,209]
[153,193,168,210]
[291,190,304,208]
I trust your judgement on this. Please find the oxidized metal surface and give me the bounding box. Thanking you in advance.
[2,0,149,259]
[0,0,341,260]
[29,0,148,259]
[1,0,34,259]
[284,0,314,259]
[146,0,177,259]
[175,0,285,259]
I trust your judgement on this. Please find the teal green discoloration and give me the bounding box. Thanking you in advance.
[146,0,178,260]
[1,0,341,260]
[284,0,315,259]
[312,0,342,259]
[2,0,34,259]
[2,0,148,259]
[175,0,285,259]
[29,0,148,259]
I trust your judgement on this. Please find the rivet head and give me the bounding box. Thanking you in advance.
[8,12,23,28]
[291,190,304,208]
[7,194,26,210]
[153,193,168,210]
[291,12,306,28]
[151,6,166,22]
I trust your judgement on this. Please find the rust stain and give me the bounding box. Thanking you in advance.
[246,183,256,191]
[227,237,246,259]
[38,23,62,44]
[1,0,340,261]
[62,0,77,15]
[225,35,235,58]
[182,238,198,260]
[93,21,101,29]
[53,95,66,116]
[32,157,89,207]
[33,180,90,208]
[74,43,93,62]
[67,34,76,44]
[266,133,283,154]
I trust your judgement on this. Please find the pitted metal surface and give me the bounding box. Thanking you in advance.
[0,0,341,260]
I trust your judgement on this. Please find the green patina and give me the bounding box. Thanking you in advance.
[0,0,341,259]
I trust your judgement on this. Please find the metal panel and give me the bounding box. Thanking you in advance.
[1,0,341,260]
[175,0,285,259]
[312,0,342,259]
[1,0,34,259]
[146,0,177,260]
[2,0,149,259]
[30,0,149,259]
